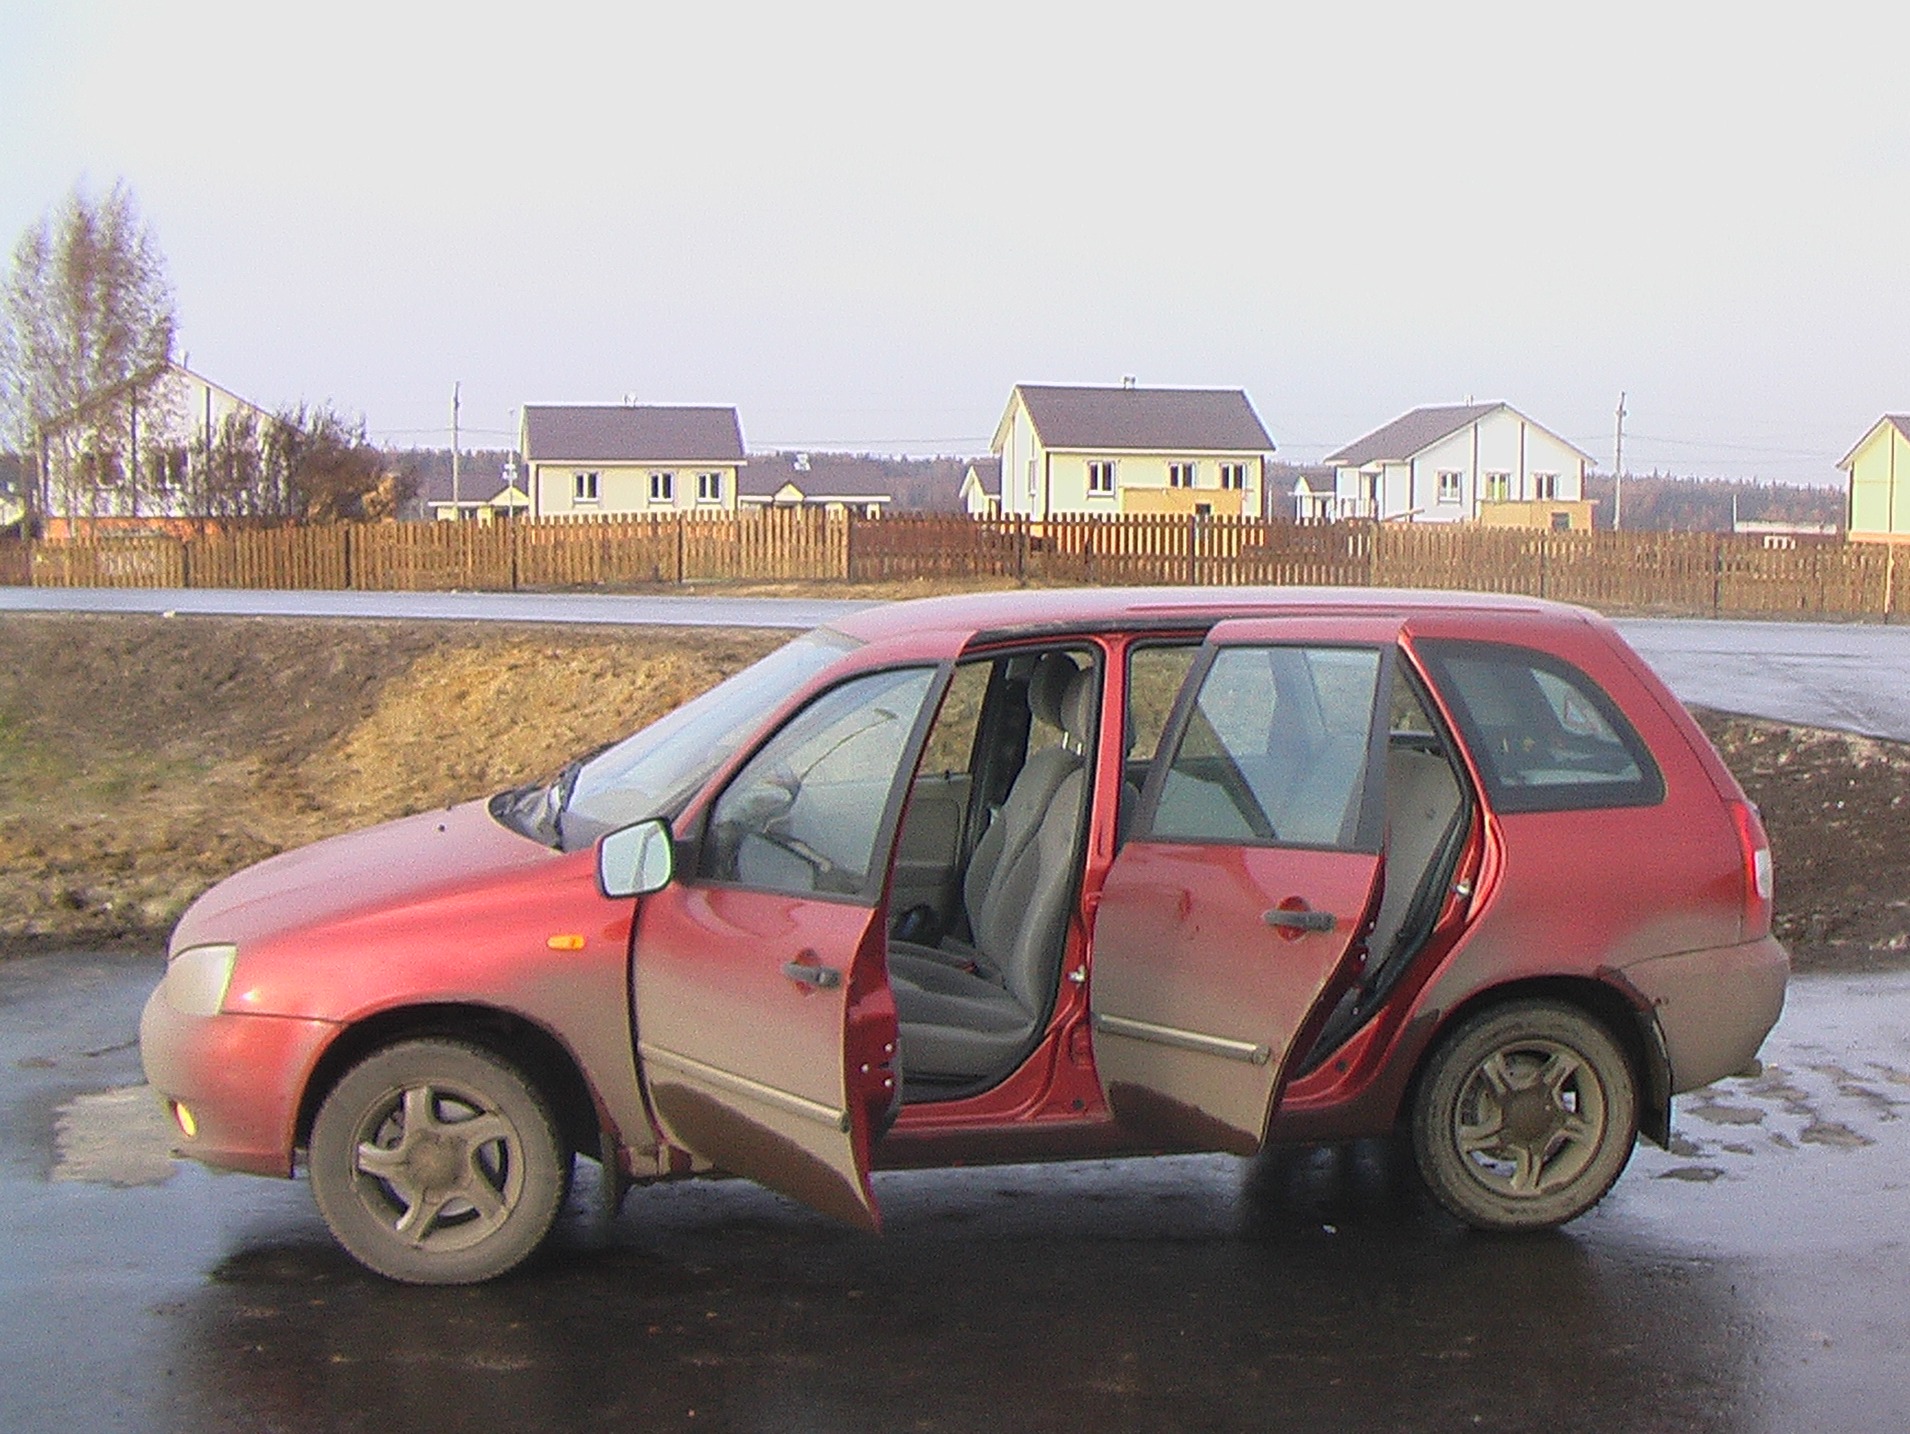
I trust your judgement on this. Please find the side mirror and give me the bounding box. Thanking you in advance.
[597,818,675,898]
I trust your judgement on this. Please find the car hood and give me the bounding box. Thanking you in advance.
[169,799,560,955]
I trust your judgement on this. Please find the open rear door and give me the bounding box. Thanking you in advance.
[631,665,940,1228]
[1090,616,1402,1155]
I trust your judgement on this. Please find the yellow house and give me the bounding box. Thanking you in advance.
[1838,415,1910,544]
[990,383,1275,520]
[520,404,745,518]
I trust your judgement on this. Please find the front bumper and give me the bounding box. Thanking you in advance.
[139,982,338,1177]
[1622,934,1789,1095]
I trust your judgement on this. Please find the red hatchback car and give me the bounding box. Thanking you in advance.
[142,588,1787,1283]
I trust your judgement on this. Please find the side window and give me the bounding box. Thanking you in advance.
[1148,645,1384,850]
[1415,640,1664,812]
[918,659,990,775]
[1126,644,1201,764]
[703,667,936,897]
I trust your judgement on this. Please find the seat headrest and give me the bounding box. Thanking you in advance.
[1058,667,1097,750]
[1027,653,1078,732]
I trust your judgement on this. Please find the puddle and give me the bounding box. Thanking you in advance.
[52,1084,177,1187]
[1687,1103,1765,1127]
[1798,1121,1874,1150]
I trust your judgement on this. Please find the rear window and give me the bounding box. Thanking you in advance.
[1414,639,1664,813]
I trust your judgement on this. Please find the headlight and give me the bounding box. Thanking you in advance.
[163,943,239,1016]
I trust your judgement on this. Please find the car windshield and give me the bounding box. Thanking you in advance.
[488,628,859,851]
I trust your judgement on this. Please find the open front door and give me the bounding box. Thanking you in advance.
[1090,618,1401,1155]
[631,665,940,1228]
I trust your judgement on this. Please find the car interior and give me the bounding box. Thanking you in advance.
[879,637,1475,1101]
[1300,666,1472,1066]
[886,647,1098,1100]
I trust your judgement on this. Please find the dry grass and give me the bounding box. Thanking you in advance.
[0,614,779,949]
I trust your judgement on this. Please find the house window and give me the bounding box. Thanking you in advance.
[1087,460,1116,496]
[573,471,601,503]
[153,447,189,490]
[1168,462,1197,488]
[1483,472,1510,502]
[649,471,675,503]
[82,451,125,487]
[697,471,723,503]
[1219,462,1249,490]
[1551,510,1573,532]
[1438,470,1464,504]
[1533,472,1560,500]
[1026,459,1037,500]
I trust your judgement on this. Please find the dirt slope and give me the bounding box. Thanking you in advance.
[0,613,777,949]
[0,612,1904,970]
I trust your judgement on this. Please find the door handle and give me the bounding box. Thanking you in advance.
[1263,907,1336,933]
[782,960,842,989]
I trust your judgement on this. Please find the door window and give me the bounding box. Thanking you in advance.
[1146,645,1384,851]
[703,667,937,897]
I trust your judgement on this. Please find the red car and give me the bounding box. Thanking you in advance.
[141,588,1787,1284]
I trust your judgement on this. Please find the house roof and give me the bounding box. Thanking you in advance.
[1324,403,1504,466]
[738,452,901,501]
[1001,385,1274,454]
[1837,414,1910,470]
[1325,402,1595,468]
[41,360,267,435]
[521,405,745,464]
[961,457,1002,497]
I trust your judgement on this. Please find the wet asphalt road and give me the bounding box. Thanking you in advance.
[4,955,1907,1433]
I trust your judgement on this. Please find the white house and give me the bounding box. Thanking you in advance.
[519,404,746,517]
[991,383,1275,520]
[1322,403,1593,527]
[36,361,276,535]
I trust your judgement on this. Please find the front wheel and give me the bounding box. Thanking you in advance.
[1410,1001,1638,1231]
[309,1039,569,1284]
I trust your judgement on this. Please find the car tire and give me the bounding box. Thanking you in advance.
[1410,1000,1638,1231]
[309,1038,569,1284]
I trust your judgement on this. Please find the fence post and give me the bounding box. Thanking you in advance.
[1016,518,1028,586]
[1711,535,1723,617]
[343,524,355,590]
[675,515,686,585]
[844,511,857,582]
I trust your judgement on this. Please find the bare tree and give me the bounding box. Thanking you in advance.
[188,403,414,525]
[0,180,177,519]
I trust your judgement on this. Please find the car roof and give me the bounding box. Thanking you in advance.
[829,585,1586,646]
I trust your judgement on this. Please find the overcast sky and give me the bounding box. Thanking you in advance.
[3,1,1904,483]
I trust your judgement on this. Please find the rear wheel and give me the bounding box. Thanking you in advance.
[310,1039,569,1284]
[1411,1000,1637,1231]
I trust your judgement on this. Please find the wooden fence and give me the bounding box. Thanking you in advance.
[8,513,1909,621]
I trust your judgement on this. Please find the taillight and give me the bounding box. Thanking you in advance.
[1728,798,1773,940]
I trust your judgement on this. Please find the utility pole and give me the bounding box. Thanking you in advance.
[450,381,462,517]
[1613,391,1627,531]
